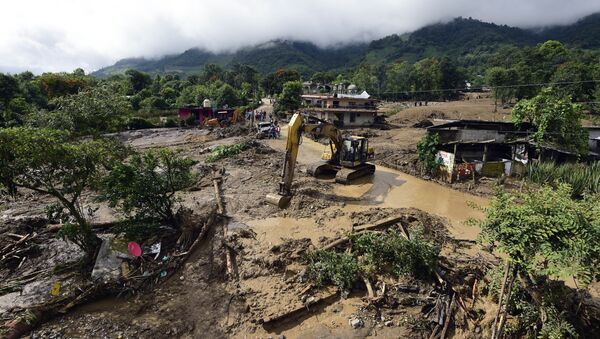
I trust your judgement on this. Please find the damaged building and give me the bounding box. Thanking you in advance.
[427,120,600,182]
[301,84,380,127]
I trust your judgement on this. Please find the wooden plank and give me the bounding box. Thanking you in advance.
[261,291,338,328]
[321,216,404,251]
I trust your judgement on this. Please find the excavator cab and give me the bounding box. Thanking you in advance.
[340,136,372,167]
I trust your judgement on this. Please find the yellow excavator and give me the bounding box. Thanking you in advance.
[266,112,375,208]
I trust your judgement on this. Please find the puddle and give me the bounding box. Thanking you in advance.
[246,217,348,246]
[266,125,487,241]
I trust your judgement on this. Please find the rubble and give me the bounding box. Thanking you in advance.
[3,115,596,338]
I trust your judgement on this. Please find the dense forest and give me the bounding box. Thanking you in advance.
[2,38,600,132]
[94,14,600,77]
[2,13,600,132]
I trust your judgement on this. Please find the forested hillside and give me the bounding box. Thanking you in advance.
[94,14,600,77]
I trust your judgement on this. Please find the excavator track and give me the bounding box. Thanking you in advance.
[334,163,376,184]
[306,161,340,177]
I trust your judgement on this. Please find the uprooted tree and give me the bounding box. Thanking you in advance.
[98,148,197,230]
[0,127,127,257]
[474,184,600,338]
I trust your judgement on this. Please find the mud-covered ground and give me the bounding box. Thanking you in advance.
[0,98,554,338]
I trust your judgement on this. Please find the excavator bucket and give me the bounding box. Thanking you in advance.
[265,193,292,208]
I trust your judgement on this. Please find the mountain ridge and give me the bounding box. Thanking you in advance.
[93,13,600,77]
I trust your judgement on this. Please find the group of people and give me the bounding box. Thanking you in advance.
[245,110,270,122]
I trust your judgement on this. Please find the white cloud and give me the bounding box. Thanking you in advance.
[1,0,599,73]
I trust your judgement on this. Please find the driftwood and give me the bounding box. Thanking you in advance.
[211,171,237,280]
[261,291,339,329]
[440,293,456,339]
[321,216,405,251]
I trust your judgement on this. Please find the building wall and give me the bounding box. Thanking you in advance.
[342,112,376,126]
[588,129,600,153]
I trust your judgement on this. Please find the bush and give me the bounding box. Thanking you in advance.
[164,118,178,128]
[304,250,359,291]
[98,148,196,226]
[185,114,196,126]
[417,132,440,175]
[350,230,439,280]
[127,116,155,130]
[304,230,439,291]
[206,142,249,162]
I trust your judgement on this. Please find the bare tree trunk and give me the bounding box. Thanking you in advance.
[492,262,511,339]
[497,266,518,339]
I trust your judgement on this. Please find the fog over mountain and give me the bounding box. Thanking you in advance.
[2,0,600,73]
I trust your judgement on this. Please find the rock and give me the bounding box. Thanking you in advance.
[277,335,286,339]
[349,318,364,329]
[384,320,393,327]
[330,303,343,313]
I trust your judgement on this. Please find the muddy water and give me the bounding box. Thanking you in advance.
[264,126,487,241]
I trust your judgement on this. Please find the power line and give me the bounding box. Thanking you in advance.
[375,79,600,95]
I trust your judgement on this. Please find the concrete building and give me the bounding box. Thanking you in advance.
[301,86,379,127]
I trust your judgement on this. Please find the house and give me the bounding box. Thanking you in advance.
[178,98,235,125]
[301,84,379,127]
[427,120,600,182]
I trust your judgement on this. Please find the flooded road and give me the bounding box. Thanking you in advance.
[265,126,487,241]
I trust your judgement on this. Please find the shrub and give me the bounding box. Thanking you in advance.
[98,148,196,226]
[185,114,196,126]
[304,231,439,291]
[127,116,155,130]
[350,231,439,280]
[417,132,440,175]
[304,250,359,291]
[164,118,178,128]
[206,142,248,162]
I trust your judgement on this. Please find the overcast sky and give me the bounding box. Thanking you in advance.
[1,0,599,74]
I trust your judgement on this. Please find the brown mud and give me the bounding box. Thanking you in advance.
[1,99,548,338]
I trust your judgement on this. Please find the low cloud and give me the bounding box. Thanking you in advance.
[1,0,599,73]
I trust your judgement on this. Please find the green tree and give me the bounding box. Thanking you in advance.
[413,58,442,100]
[29,83,131,135]
[200,63,225,83]
[276,80,303,114]
[384,61,414,99]
[0,128,126,256]
[439,57,464,100]
[352,64,379,94]
[125,69,152,93]
[475,184,600,338]
[215,83,240,107]
[37,72,93,99]
[512,87,588,155]
[260,69,300,96]
[0,73,19,105]
[550,60,591,102]
[486,67,517,111]
[98,149,196,226]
